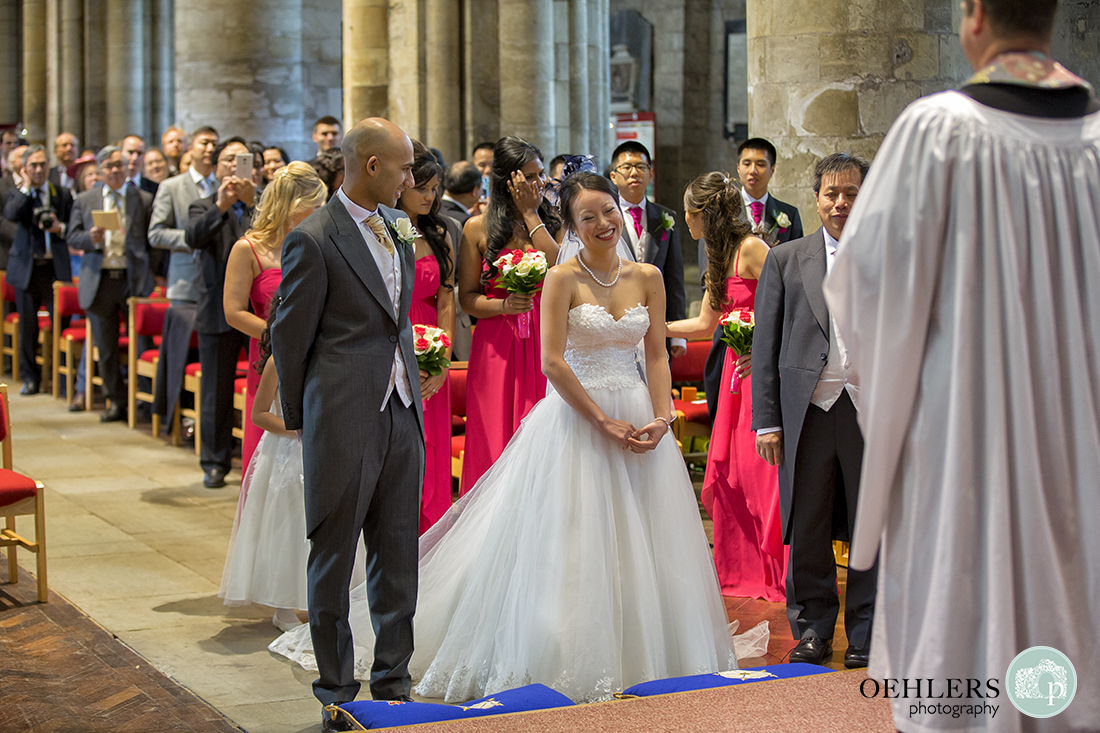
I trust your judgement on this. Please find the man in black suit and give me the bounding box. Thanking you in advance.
[186,137,254,488]
[701,138,805,421]
[2,145,75,394]
[440,160,480,227]
[48,132,80,191]
[121,135,158,196]
[0,145,26,270]
[751,152,876,669]
[67,146,157,422]
[608,140,687,357]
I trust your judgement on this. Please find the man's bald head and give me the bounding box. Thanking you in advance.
[342,118,415,210]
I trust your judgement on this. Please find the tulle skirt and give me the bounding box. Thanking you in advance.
[219,431,309,610]
[271,383,736,702]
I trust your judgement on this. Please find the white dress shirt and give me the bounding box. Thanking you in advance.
[101,183,128,270]
[617,194,686,352]
[189,166,216,198]
[810,228,857,411]
[742,190,770,229]
[336,187,413,411]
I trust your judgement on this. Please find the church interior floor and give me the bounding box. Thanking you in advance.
[2,388,854,733]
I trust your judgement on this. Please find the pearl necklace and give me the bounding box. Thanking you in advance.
[578,253,622,288]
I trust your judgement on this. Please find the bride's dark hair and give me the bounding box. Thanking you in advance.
[684,172,752,312]
[482,136,561,286]
[558,172,620,230]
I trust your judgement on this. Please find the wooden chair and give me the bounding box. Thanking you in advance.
[126,297,170,429]
[448,361,468,490]
[179,362,201,454]
[0,273,53,387]
[0,383,47,602]
[670,339,713,454]
[51,281,85,399]
[232,377,246,441]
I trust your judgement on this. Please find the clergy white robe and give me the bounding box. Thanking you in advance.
[825,91,1100,732]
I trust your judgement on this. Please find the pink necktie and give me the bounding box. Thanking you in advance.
[750,201,764,225]
[630,206,644,238]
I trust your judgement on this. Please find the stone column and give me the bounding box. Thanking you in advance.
[0,2,23,126]
[568,0,590,156]
[23,0,47,143]
[498,0,555,155]
[59,0,84,142]
[83,0,107,146]
[1053,0,1100,87]
[463,0,499,155]
[343,0,389,127]
[151,0,174,138]
[106,0,146,142]
[45,0,60,146]
[587,0,611,163]
[425,0,462,162]
[175,1,306,159]
[387,0,424,141]
[745,0,967,222]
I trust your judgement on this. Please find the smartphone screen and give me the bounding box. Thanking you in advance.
[235,153,254,181]
[481,175,490,199]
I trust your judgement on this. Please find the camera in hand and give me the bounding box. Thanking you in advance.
[33,205,58,231]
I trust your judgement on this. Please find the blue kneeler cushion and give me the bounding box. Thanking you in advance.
[622,663,832,697]
[329,683,575,730]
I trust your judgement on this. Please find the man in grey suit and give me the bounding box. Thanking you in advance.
[272,118,424,727]
[751,152,877,669]
[148,126,218,307]
[67,146,156,422]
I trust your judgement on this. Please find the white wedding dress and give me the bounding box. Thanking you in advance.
[270,303,736,702]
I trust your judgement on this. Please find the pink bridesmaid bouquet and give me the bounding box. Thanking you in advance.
[413,324,452,376]
[719,309,754,393]
[493,249,549,337]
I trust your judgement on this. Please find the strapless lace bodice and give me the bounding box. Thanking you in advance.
[565,303,649,391]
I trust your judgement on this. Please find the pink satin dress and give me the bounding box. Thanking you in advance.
[702,261,788,602]
[411,255,453,534]
[243,240,282,471]
[460,256,547,493]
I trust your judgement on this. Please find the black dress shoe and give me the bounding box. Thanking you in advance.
[19,380,38,396]
[100,404,126,423]
[788,636,833,665]
[321,707,356,733]
[845,646,870,669]
[202,467,228,489]
[68,392,86,412]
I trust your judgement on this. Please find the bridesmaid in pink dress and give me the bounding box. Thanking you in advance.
[667,172,787,602]
[398,142,456,533]
[223,162,328,470]
[457,137,563,492]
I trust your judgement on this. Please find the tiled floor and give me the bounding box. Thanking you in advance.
[4,388,850,733]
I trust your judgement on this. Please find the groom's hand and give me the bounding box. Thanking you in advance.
[756,431,783,466]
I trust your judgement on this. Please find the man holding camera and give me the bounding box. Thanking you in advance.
[2,145,75,394]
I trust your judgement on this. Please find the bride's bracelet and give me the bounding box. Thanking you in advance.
[654,414,677,428]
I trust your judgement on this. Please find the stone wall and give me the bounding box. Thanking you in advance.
[1052,0,1100,87]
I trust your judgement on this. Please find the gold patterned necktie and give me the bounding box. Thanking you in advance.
[365,213,394,256]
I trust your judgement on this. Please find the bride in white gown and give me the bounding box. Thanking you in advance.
[271,171,736,703]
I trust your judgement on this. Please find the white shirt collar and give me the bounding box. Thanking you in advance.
[441,193,469,215]
[188,166,214,186]
[105,182,126,197]
[337,186,377,222]
[822,227,839,256]
[742,189,770,207]
[619,194,646,212]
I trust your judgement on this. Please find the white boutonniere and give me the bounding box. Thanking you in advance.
[769,210,791,234]
[393,217,419,248]
[657,211,675,241]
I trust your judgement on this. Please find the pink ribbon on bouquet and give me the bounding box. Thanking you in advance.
[516,311,531,339]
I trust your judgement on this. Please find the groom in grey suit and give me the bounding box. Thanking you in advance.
[751,152,877,669]
[272,118,424,720]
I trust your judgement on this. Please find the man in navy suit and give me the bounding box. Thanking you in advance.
[608,141,687,357]
[67,146,157,422]
[700,138,805,421]
[2,145,75,394]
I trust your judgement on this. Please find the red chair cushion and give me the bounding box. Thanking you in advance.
[56,285,83,317]
[673,399,711,426]
[451,415,465,433]
[234,377,247,394]
[185,362,202,377]
[451,434,465,460]
[139,348,159,363]
[2,279,15,303]
[133,301,169,336]
[152,334,163,347]
[670,340,712,383]
[36,314,51,330]
[62,326,87,341]
[236,360,249,377]
[0,470,38,505]
[4,312,17,323]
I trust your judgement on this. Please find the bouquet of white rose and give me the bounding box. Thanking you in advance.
[493,249,549,338]
[413,324,452,376]
[719,308,754,393]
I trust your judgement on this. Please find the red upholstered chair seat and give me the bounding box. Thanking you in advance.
[236,360,249,377]
[152,334,162,347]
[234,377,247,394]
[673,398,711,426]
[5,312,16,323]
[185,361,202,377]
[62,326,87,341]
[0,469,39,503]
[451,434,465,460]
[140,348,159,363]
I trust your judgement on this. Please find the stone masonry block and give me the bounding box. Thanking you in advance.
[819,33,892,80]
[770,0,845,37]
[848,0,924,33]
[792,84,859,136]
[892,33,939,80]
[765,35,819,84]
[748,82,791,138]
